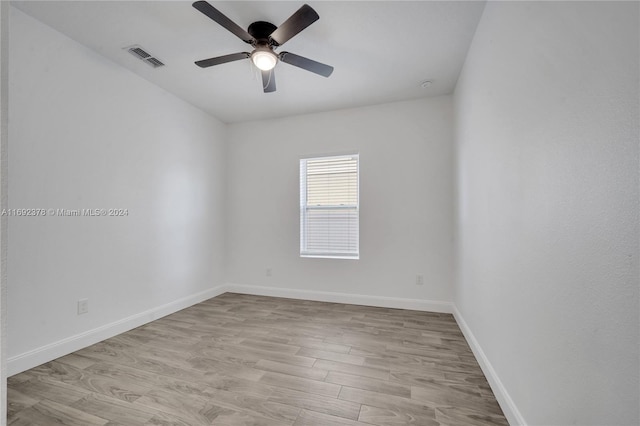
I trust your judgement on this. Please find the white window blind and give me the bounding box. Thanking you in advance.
[300,154,359,259]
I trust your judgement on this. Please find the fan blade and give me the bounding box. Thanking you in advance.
[262,69,276,93]
[269,4,319,46]
[195,52,250,68]
[279,52,333,77]
[192,1,255,44]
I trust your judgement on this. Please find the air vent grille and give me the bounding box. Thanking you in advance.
[145,57,165,68]
[129,47,151,59]
[124,45,165,68]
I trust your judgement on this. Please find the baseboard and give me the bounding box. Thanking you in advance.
[225,283,453,313]
[453,306,526,426]
[7,284,231,376]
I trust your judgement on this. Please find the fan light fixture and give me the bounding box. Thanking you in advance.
[251,49,277,71]
[192,1,334,93]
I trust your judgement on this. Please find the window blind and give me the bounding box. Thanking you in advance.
[300,154,359,259]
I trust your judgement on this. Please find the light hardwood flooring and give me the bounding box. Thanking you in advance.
[7,293,508,425]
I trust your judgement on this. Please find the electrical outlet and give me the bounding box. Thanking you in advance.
[416,275,424,286]
[77,298,88,315]
[266,268,272,277]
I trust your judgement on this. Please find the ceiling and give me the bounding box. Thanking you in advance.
[12,1,486,123]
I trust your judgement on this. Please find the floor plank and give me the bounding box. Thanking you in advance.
[259,371,341,398]
[293,409,373,426]
[255,359,329,381]
[325,371,412,398]
[7,292,507,425]
[297,347,366,365]
[339,386,437,423]
[314,359,389,381]
[10,399,109,426]
[358,403,440,426]
[268,386,361,421]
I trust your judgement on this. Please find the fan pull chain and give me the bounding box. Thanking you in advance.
[263,69,273,90]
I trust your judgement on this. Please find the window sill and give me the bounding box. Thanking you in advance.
[300,254,360,260]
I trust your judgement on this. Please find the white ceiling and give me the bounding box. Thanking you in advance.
[13,1,486,123]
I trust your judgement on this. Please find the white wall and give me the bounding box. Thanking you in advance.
[454,2,639,425]
[226,97,454,310]
[7,7,227,374]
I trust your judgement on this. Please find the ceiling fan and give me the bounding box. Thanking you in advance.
[192,1,334,93]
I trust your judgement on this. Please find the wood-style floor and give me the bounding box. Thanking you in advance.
[7,293,508,425]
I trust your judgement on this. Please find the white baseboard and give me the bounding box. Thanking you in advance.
[453,306,526,426]
[225,283,453,313]
[7,284,230,376]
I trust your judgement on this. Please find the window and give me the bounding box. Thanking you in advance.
[300,154,359,259]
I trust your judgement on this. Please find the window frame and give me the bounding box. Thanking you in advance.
[300,153,360,260]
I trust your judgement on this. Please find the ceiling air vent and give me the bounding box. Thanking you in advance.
[145,57,165,68]
[124,45,165,68]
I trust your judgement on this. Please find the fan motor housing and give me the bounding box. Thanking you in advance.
[248,21,278,44]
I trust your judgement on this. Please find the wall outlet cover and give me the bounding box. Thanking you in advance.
[77,299,88,315]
